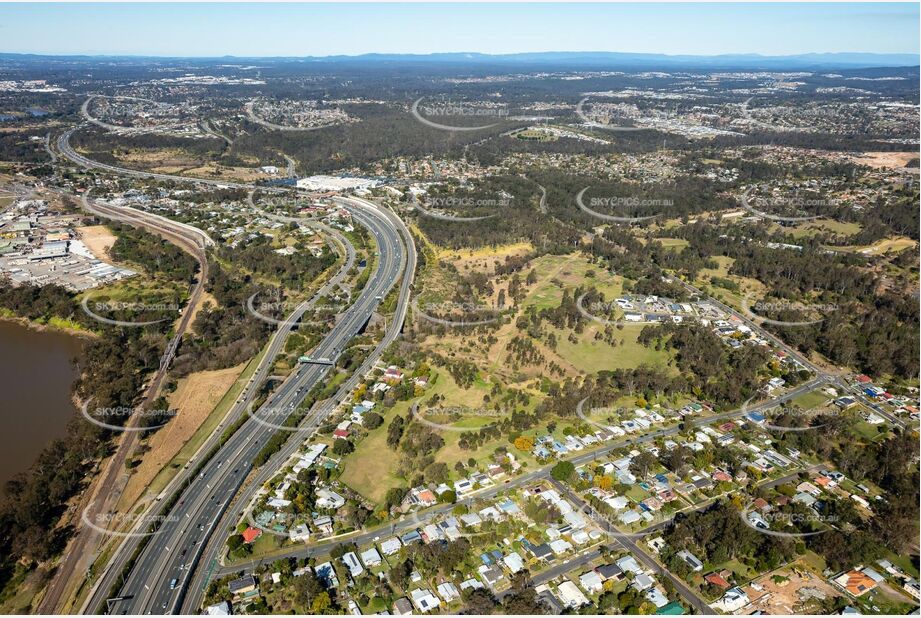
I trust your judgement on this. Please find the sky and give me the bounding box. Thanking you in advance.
[0,3,917,58]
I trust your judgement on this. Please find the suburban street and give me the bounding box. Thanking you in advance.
[78,197,357,614]
[59,137,417,614]
[210,374,828,580]
[100,200,409,614]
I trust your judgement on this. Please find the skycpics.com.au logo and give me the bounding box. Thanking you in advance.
[739,188,839,223]
[741,293,838,327]
[576,396,617,431]
[81,295,181,327]
[742,396,827,434]
[411,97,509,132]
[410,403,500,432]
[245,292,334,327]
[413,299,500,327]
[413,194,510,222]
[575,187,668,223]
[80,398,178,432]
[741,503,838,538]
[81,501,180,538]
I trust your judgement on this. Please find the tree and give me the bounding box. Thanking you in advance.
[311,591,331,614]
[630,451,658,479]
[227,534,244,552]
[424,462,449,485]
[594,475,613,491]
[387,415,405,448]
[364,411,384,429]
[332,438,354,456]
[462,588,497,614]
[502,571,547,614]
[385,487,407,508]
[550,460,576,482]
[513,436,534,451]
[292,571,326,609]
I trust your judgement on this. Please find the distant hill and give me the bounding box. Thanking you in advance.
[309,51,920,70]
[0,50,917,70]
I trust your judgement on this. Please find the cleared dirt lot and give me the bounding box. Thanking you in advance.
[744,564,843,614]
[76,225,117,260]
[848,151,919,170]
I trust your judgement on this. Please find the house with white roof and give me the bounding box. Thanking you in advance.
[342,552,364,578]
[316,488,345,509]
[549,539,573,555]
[380,537,402,556]
[437,582,460,603]
[556,581,589,608]
[713,587,750,613]
[579,570,604,593]
[410,588,440,613]
[360,547,382,567]
[503,552,525,573]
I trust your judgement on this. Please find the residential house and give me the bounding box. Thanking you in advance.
[437,582,460,603]
[228,575,257,596]
[833,570,877,597]
[410,588,440,613]
[713,587,750,613]
[579,570,604,594]
[392,597,413,616]
[241,527,262,544]
[380,537,402,556]
[316,488,345,510]
[314,515,333,535]
[595,563,624,582]
[342,552,364,578]
[556,581,589,609]
[360,547,382,568]
[503,552,525,574]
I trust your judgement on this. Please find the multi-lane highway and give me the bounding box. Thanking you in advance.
[37,191,212,614]
[176,196,416,614]
[58,127,272,191]
[78,200,357,615]
[209,374,828,579]
[96,199,410,614]
[56,124,417,614]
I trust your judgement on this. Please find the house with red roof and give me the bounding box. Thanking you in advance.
[242,527,263,544]
[705,572,731,589]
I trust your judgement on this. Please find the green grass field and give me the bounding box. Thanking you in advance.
[655,237,690,251]
[776,219,862,239]
[338,399,412,504]
[550,323,674,373]
[790,390,830,410]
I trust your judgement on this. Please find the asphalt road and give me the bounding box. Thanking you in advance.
[78,200,357,615]
[177,196,417,613]
[549,478,713,614]
[56,129,414,615]
[212,375,827,580]
[58,126,285,192]
[102,200,407,615]
[38,192,212,614]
